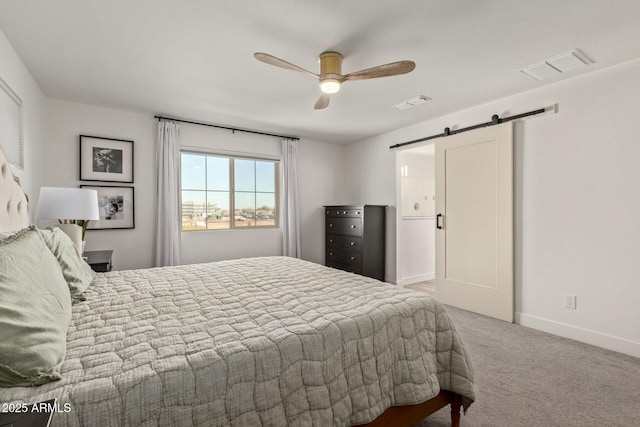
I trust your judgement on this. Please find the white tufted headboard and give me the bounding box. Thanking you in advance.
[0,144,29,232]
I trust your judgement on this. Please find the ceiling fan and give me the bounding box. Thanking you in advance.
[254,51,416,110]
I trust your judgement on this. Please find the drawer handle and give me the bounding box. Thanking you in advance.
[329,239,334,243]
[329,224,334,227]
[343,211,347,214]
[349,241,355,246]
[350,225,356,229]
[336,211,340,215]
[357,211,361,214]
[326,211,330,215]
[350,256,356,261]
[329,252,334,256]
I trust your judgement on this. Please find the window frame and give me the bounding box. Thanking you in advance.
[180,150,280,232]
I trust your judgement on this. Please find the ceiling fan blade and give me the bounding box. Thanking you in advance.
[254,52,318,78]
[314,94,330,110]
[343,60,416,82]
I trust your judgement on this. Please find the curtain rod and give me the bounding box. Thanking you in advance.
[154,115,299,141]
[389,106,555,149]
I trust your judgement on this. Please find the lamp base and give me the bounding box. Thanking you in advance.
[58,224,83,254]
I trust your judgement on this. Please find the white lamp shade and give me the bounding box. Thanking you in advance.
[36,187,100,221]
[320,79,341,94]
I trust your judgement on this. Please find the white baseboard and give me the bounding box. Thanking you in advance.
[396,273,435,287]
[515,312,640,359]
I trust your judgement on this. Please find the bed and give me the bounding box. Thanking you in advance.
[0,146,475,426]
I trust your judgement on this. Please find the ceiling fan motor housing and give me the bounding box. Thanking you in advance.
[319,52,342,76]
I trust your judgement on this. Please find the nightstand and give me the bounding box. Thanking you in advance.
[0,399,55,426]
[84,250,113,272]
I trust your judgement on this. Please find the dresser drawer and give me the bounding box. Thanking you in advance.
[326,260,362,275]
[326,235,362,251]
[326,249,362,267]
[325,208,363,218]
[326,217,362,236]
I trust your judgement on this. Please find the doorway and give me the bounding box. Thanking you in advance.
[397,123,514,322]
[395,144,436,289]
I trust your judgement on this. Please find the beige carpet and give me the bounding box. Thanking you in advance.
[405,294,640,426]
[405,280,436,296]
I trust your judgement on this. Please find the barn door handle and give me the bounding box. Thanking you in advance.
[436,214,443,229]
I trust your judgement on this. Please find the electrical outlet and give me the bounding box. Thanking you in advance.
[564,294,577,309]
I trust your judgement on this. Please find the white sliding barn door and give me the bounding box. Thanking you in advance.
[435,122,513,322]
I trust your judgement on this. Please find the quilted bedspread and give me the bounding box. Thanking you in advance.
[0,257,475,426]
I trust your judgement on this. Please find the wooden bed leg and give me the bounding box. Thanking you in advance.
[450,394,462,427]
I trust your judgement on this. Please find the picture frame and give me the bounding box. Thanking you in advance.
[0,76,23,169]
[79,135,134,183]
[80,185,135,230]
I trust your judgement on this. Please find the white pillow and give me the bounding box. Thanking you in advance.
[39,227,96,301]
[0,225,72,387]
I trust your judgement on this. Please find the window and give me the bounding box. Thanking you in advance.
[181,152,278,231]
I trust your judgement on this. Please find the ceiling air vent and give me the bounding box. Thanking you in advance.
[393,95,432,110]
[520,49,592,80]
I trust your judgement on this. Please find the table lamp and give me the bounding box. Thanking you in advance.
[35,187,100,253]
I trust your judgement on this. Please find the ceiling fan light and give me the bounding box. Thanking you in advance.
[320,79,341,94]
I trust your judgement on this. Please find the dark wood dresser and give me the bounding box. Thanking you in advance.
[324,205,386,281]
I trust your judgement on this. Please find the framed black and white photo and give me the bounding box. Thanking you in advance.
[80,135,133,183]
[80,185,135,230]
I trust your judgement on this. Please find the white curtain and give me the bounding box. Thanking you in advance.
[155,120,181,267]
[281,138,301,258]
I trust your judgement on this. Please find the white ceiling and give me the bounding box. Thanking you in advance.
[2,0,640,144]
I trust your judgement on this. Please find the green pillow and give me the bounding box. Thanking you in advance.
[0,225,72,387]
[39,227,96,302]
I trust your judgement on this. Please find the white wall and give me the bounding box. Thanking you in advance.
[297,138,348,264]
[399,150,435,218]
[45,99,156,270]
[343,134,397,282]
[396,218,435,285]
[345,59,640,357]
[0,28,47,212]
[44,99,345,269]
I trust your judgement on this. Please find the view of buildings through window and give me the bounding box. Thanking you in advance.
[181,152,278,230]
